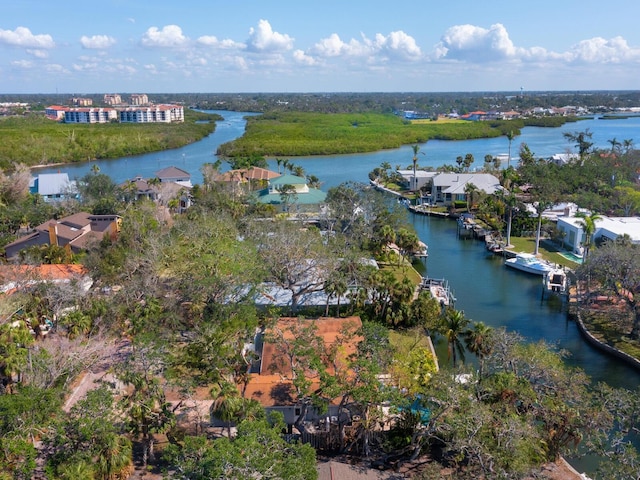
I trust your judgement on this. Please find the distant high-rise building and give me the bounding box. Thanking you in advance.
[103,94,122,105]
[130,94,149,105]
[71,97,93,106]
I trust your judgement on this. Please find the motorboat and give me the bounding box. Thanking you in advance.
[544,267,568,295]
[505,253,553,276]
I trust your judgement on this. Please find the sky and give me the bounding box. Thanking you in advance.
[2,0,640,94]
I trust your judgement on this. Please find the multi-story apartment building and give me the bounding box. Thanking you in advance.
[45,105,69,120]
[64,107,118,123]
[119,104,184,123]
[72,97,93,106]
[103,94,122,105]
[130,94,149,105]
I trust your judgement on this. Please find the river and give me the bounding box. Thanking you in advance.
[36,110,640,474]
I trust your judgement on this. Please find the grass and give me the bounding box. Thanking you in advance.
[506,237,580,269]
[582,310,640,360]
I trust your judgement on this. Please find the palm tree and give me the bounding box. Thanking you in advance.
[576,211,602,261]
[608,137,621,154]
[464,321,493,378]
[506,130,518,169]
[411,145,424,191]
[442,308,470,368]
[623,139,634,154]
[464,182,479,212]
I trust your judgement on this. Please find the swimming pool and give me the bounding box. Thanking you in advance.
[559,251,583,264]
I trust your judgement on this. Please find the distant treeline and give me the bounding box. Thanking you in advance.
[2,90,640,117]
[0,109,221,170]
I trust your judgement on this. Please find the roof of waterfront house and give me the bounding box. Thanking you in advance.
[432,173,503,195]
[0,264,91,295]
[559,215,640,243]
[243,316,363,407]
[218,166,280,182]
[30,172,77,197]
[155,166,190,180]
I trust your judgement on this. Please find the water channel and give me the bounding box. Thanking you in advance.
[36,111,640,473]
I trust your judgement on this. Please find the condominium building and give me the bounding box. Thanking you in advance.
[45,105,69,120]
[64,107,118,123]
[119,104,184,123]
[72,97,93,106]
[130,94,149,105]
[103,94,122,105]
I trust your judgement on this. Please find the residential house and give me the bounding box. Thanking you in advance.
[256,174,327,213]
[155,166,192,186]
[429,173,503,206]
[3,212,121,259]
[0,264,92,295]
[240,316,363,430]
[30,173,77,202]
[396,170,437,192]
[119,176,160,202]
[556,214,640,254]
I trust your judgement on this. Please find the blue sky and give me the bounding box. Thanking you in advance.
[2,0,639,93]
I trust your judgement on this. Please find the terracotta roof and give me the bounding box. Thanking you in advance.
[0,264,89,294]
[244,317,363,407]
[218,167,280,182]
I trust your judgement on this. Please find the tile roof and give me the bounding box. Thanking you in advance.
[244,317,362,407]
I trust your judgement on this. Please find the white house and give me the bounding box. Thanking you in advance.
[556,214,640,254]
[397,170,437,191]
[430,173,503,206]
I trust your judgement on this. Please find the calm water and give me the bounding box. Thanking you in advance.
[36,110,640,474]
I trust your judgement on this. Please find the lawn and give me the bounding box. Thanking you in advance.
[506,237,580,269]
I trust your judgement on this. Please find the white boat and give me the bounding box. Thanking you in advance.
[544,268,568,295]
[505,253,553,276]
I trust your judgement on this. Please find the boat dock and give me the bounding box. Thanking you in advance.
[420,277,456,307]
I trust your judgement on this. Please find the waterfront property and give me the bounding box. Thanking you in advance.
[556,214,640,254]
[29,172,77,202]
[48,103,185,124]
[256,173,327,213]
[3,212,121,259]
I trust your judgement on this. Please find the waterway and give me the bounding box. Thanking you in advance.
[36,110,640,473]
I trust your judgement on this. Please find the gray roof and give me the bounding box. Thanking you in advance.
[432,173,502,195]
[34,173,76,196]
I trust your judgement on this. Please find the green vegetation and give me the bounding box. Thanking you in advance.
[0,109,221,169]
[217,112,507,157]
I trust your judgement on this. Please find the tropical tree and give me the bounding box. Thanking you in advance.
[506,130,518,169]
[411,144,424,191]
[575,211,602,261]
[463,153,474,172]
[563,128,594,161]
[464,182,479,212]
[464,321,493,378]
[440,308,470,367]
[608,137,622,154]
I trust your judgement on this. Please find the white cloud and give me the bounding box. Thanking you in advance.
[435,23,518,61]
[26,49,48,58]
[196,35,243,49]
[141,25,189,48]
[80,34,116,49]
[568,36,640,63]
[293,49,316,65]
[44,63,69,74]
[11,59,33,68]
[0,26,54,49]
[374,31,422,61]
[247,19,293,52]
[311,33,371,58]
